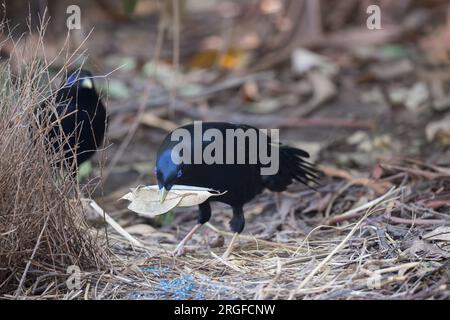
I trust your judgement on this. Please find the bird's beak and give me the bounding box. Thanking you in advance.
[159,187,168,203]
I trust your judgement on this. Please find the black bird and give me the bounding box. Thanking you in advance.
[42,69,107,169]
[155,122,319,257]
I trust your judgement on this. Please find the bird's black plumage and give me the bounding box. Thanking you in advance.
[42,69,107,168]
[156,122,319,252]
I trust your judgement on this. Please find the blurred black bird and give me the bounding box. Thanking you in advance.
[156,122,320,257]
[42,69,107,169]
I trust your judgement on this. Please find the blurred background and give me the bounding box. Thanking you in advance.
[2,0,450,235]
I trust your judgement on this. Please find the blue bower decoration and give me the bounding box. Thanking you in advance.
[127,266,235,300]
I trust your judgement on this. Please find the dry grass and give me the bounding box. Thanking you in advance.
[72,162,449,300]
[0,26,110,298]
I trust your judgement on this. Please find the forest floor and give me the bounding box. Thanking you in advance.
[3,1,450,299]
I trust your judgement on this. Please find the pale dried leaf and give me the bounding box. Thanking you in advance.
[425,114,450,142]
[405,82,429,113]
[404,239,450,260]
[121,185,224,217]
[423,226,450,242]
[291,48,337,76]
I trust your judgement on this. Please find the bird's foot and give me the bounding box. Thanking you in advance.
[172,223,203,257]
[221,232,239,260]
[173,244,187,257]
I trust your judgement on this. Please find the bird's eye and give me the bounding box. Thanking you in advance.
[177,170,183,178]
[66,72,79,87]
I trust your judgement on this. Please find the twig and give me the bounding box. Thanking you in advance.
[325,187,400,225]
[384,216,449,226]
[15,215,49,298]
[373,262,420,275]
[289,187,400,299]
[205,222,305,250]
[169,100,372,129]
[210,252,244,273]
[169,0,180,118]
[87,199,144,248]
[380,163,450,180]
[102,2,166,181]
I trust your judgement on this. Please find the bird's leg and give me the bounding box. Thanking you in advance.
[221,232,239,260]
[173,202,212,256]
[173,223,202,256]
[222,206,245,259]
[275,192,282,212]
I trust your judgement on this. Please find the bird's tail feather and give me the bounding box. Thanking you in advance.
[263,145,320,192]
